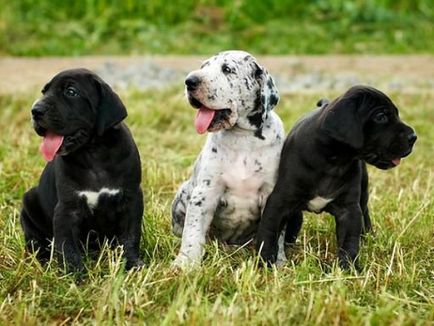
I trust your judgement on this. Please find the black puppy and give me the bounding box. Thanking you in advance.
[21,68,144,273]
[256,86,416,269]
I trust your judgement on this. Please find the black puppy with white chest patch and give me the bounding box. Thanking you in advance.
[256,85,417,269]
[21,68,144,273]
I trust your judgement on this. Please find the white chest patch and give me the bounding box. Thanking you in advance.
[220,155,264,196]
[307,196,333,213]
[77,188,120,210]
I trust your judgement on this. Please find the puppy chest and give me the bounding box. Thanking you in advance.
[212,193,260,242]
[307,196,333,213]
[220,156,265,195]
[77,188,122,211]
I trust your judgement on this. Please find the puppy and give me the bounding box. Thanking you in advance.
[171,50,285,267]
[256,86,417,269]
[21,68,144,273]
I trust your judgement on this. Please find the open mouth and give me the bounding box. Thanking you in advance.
[188,95,232,134]
[33,123,64,162]
[364,151,411,170]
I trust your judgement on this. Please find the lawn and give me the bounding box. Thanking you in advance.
[0,86,433,324]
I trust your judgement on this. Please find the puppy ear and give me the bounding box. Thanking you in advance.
[255,63,279,112]
[247,63,279,134]
[95,79,127,136]
[320,94,363,149]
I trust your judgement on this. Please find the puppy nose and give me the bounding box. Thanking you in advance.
[31,104,45,120]
[407,132,417,145]
[185,75,200,91]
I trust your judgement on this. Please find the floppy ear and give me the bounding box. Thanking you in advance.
[247,63,280,133]
[255,63,279,113]
[320,95,363,149]
[95,78,127,136]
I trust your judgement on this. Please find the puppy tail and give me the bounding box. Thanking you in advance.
[317,98,330,108]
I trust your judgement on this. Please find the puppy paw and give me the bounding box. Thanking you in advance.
[338,256,362,273]
[126,258,145,271]
[275,257,287,268]
[171,253,200,271]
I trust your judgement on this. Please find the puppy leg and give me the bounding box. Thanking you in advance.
[173,184,224,268]
[360,164,372,234]
[118,190,144,270]
[284,211,303,245]
[256,190,292,264]
[171,181,192,237]
[21,188,51,263]
[276,230,287,267]
[53,204,84,273]
[334,205,363,270]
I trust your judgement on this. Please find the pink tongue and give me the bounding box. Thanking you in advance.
[392,158,401,166]
[194,106,215,134]
[39,132,64,162]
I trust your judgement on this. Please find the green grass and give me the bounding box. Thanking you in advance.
[0,0,433,56]
[0,87,433,324]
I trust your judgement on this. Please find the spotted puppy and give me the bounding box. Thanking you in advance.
[172,50,285,267]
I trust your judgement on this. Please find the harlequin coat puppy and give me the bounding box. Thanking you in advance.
[256,85,417,269]
[21,68,144,273]
[172,50,285,267]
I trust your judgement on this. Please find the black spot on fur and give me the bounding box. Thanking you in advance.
[203,179,211,186]
[255,65,263,79]
[194,201,202,207]
[244,78,251,90]
[248,111,263,129]
[244,55,252,61]
[248,89,265,130]
[254,128,265,140]
[269,93,278,106]
[212,147,217,153]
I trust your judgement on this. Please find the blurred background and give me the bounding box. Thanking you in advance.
[1,0,432,56]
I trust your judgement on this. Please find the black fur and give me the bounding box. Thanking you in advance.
[21,69,144,273]
[256,86,416,270]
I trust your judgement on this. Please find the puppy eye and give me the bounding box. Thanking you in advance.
[65,87,79,97]
[373,112,388,124]
[222,64,233,74]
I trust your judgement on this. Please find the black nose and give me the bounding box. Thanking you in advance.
[185,75,200,91]
[407,132,417,145]
[31,104,45,120]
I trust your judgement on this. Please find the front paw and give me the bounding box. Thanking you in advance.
[171,253,200,270]
[256,242,278,266]
[126,258,144,270]
[338,253,361,272]
[64,258,85,274]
